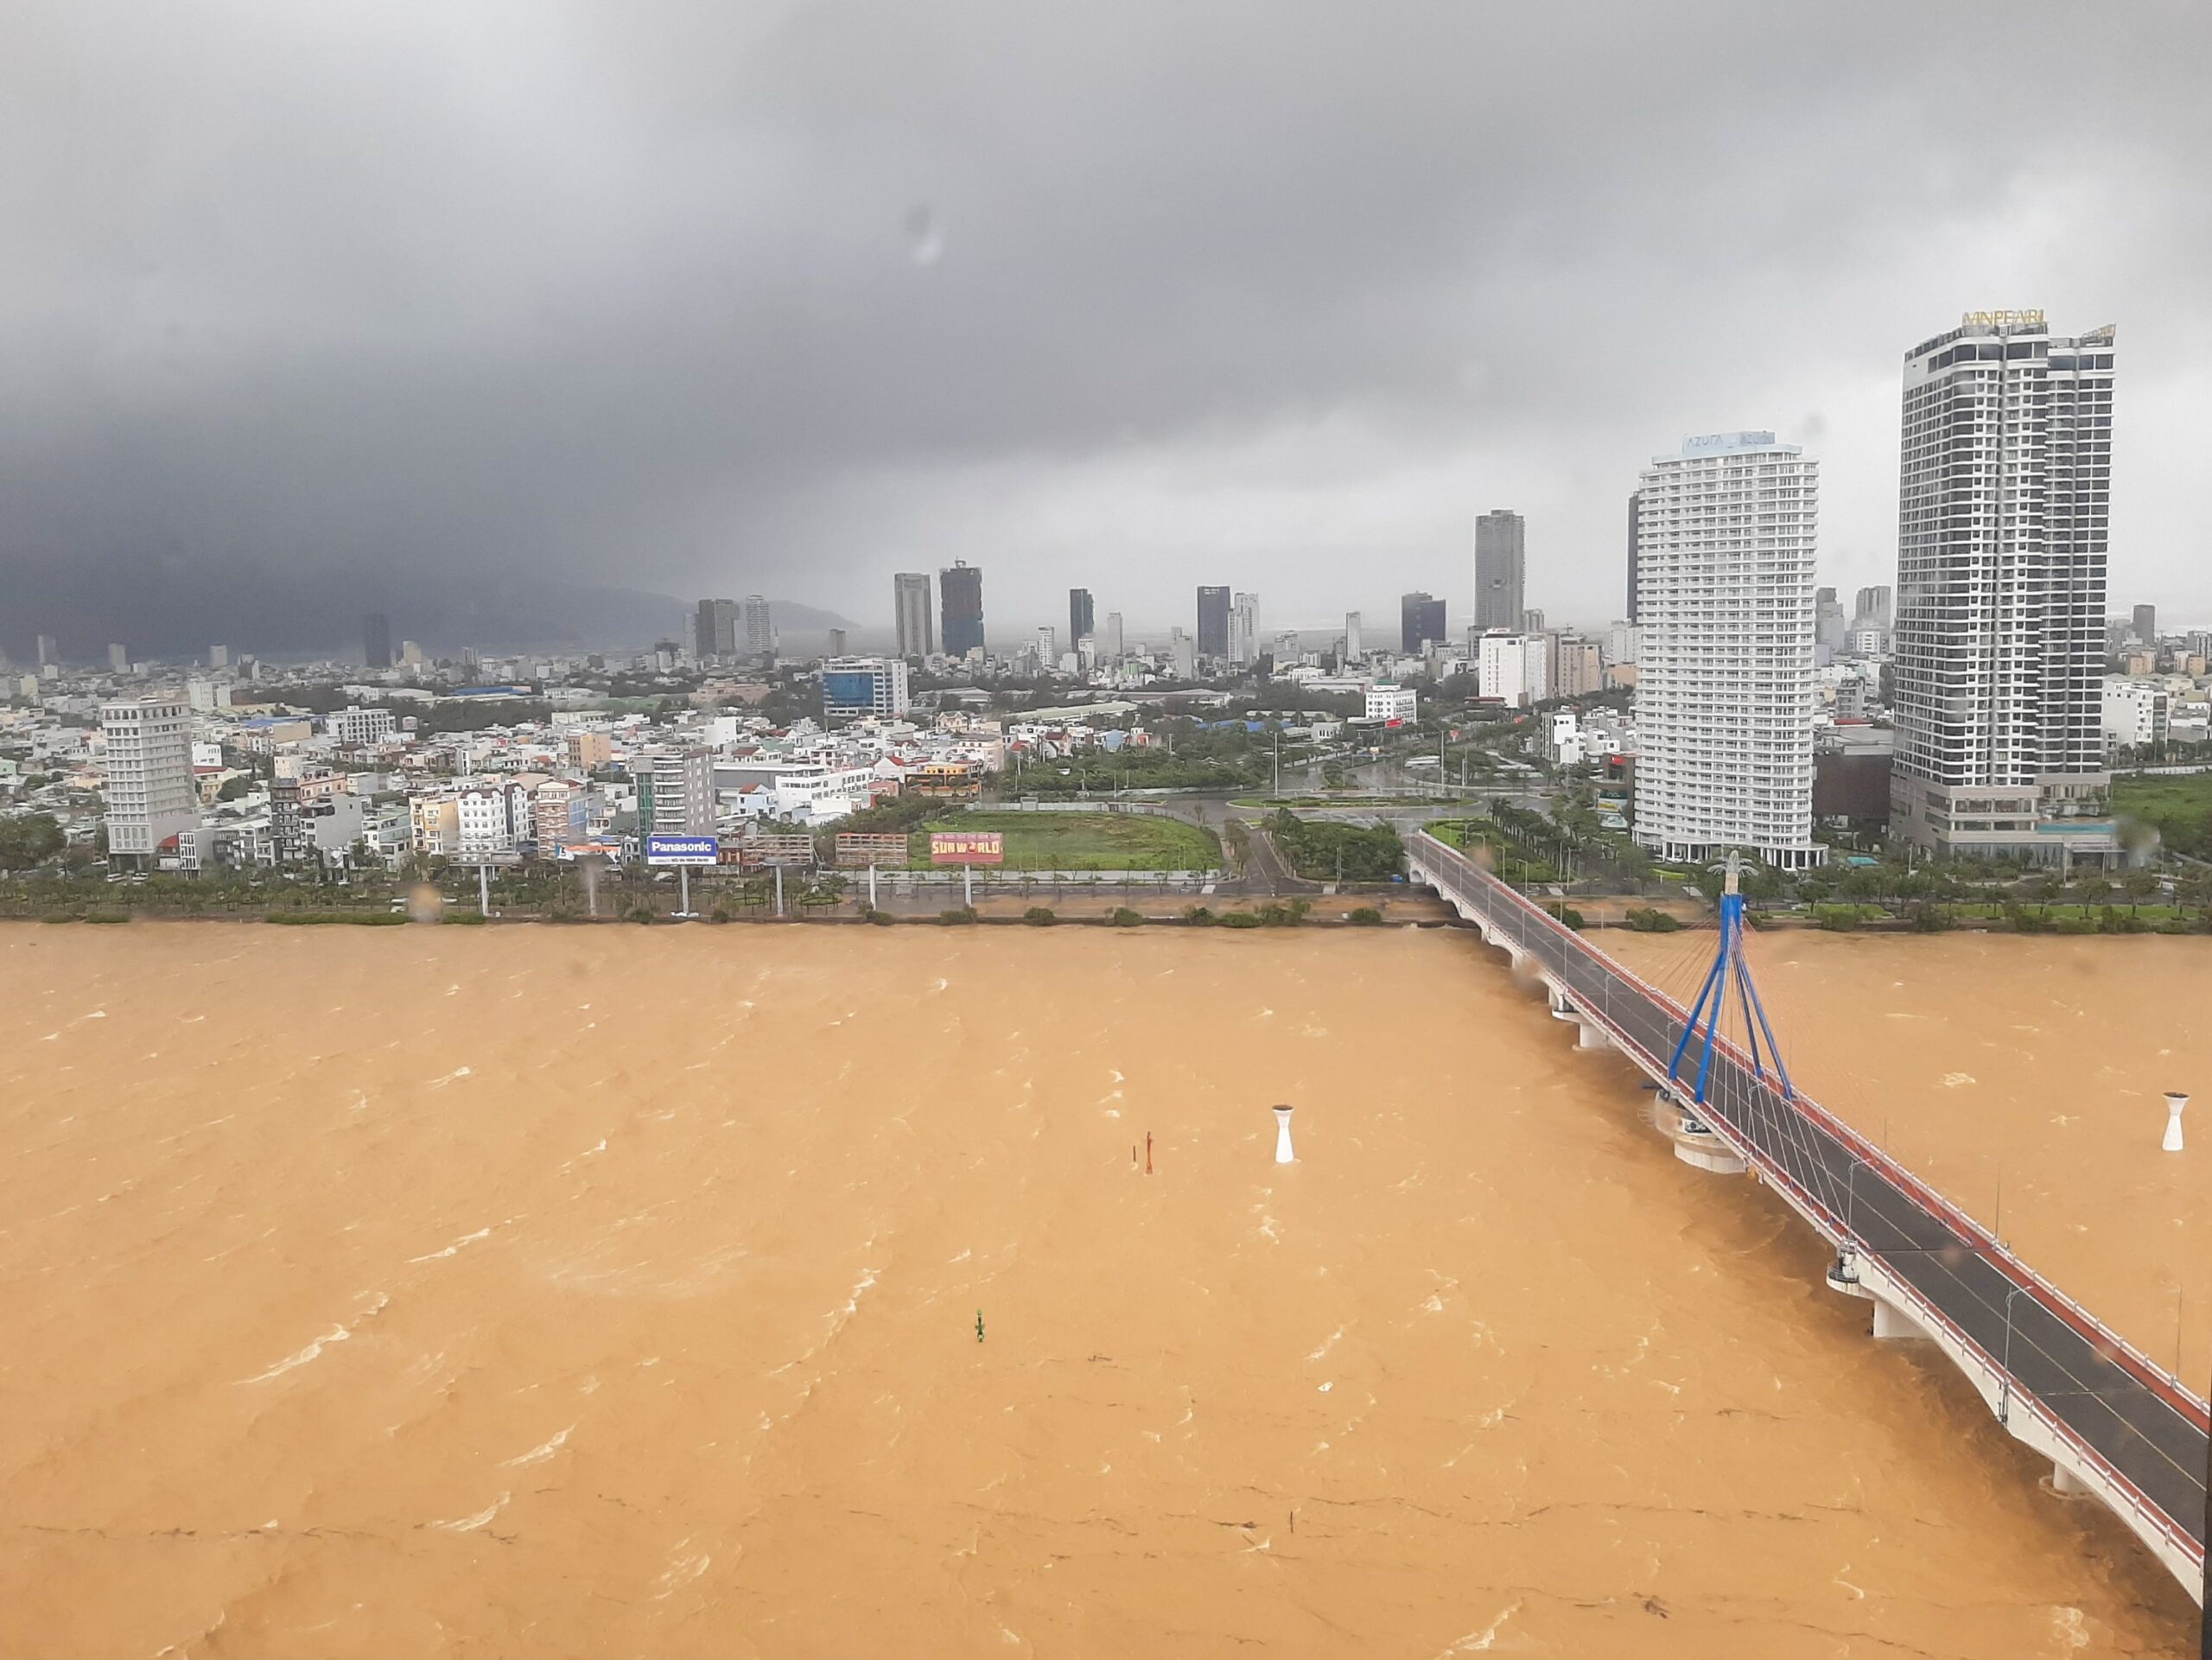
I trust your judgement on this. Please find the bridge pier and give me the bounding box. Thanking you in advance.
[2050,1461,2094,1498]
[1826,1252,1926,1340]
[1871,1298,1923,1340]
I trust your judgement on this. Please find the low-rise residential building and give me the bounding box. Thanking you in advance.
[1364,683,1418,724]
[2102,677,2171,750]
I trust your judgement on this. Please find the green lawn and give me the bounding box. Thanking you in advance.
[910,811,1222,872]
[2114,774,2212,859]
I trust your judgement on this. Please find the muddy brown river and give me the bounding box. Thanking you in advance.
[0,923,2196,1655]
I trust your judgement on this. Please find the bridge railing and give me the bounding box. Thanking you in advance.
[1409,830,2211,1428]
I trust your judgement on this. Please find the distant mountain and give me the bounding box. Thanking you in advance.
[0,550,861,663]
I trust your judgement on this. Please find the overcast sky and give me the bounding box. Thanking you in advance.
[5,0,2209,650]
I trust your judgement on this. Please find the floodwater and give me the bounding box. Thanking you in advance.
[1607,926,2212,1391]
[0,923,2195,1657]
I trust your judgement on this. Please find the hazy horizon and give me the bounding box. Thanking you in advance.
[5,2,2209,658]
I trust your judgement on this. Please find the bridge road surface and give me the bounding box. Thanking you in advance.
[1414,833,2209,1568]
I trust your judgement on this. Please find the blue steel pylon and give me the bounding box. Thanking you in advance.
[1666,851,1796,1113]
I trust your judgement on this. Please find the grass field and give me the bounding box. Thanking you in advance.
[908,811,1222,871]
[2114,773,2212,859]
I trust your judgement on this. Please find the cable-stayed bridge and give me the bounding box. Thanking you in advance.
[1408,829,2209,1601]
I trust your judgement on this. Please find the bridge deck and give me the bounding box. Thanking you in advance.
[1411,831,2209,1580]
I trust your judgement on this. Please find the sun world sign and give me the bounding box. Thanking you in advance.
[930,830,1004,867]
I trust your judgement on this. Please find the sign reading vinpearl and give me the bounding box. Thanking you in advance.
[930,830,1004,867]
[644,833,720,868]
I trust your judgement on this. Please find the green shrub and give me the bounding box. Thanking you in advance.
[1023,906,1057,925]
[1815,907,1859,932]
[627,906,657,925]
[862,907,896,925]
[1547,903,1586,930]
[1109,906,1144,926]
[1624,906,1681,933]
[444,909,487,925]
[1217,911,1262,929]
[1183,905,1216,925]
[1346,906,1383,925]
[939,906,977,925]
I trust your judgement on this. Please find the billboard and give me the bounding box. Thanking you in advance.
[645,833,720,867]
[930,830,1004,867]
[836,832,912,868]
[742,836,817,870]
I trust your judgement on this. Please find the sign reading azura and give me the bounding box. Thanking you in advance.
[1961,308,2045,328]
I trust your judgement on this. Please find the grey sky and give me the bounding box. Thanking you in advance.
[5,0,2209,650]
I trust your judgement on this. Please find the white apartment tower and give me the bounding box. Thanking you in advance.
[1890,311,2117,862]
[893,573,934,657]
[99,698,200,861]
[1631,432,1822,869]
[1229,592,1260,667]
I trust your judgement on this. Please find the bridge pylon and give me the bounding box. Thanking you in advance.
[1660,852,1792,1174]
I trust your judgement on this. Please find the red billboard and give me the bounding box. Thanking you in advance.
[930,830,1004,866]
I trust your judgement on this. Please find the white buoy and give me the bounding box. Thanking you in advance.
[2164,1091,2188,1153]
[1273,1103,1295,1164]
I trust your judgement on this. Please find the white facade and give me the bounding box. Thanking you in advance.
[1228,593,1260,667]
[100,698,200,858]
[328,706,395,746]
[1891,314,2116,858]
[455,787,513,855]
[1364,683,1418,723]
[1343,612,1363,660]
[1477,633,1548,709]
[1547,709,1585,767]
[1631,431,1822,869]
[2101,677,2170,749]
[821,657,912,721]
[1603,621,1642,667]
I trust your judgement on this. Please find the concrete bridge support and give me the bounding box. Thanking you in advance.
[2050,1462,2094,1498]
[1871,1298,1923,1340]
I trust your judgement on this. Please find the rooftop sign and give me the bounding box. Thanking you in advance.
[1961,308,2044,328]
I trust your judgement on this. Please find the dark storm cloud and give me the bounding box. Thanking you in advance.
[3,0,2209,653]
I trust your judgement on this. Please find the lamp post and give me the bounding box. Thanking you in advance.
[1998,1284,2029,1427]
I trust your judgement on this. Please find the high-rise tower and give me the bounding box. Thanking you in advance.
[1889,311,2117,862]
[894,572,934,656]
[940,563,985,658]
[1196,586,1230,658]
[1474,510,1525,631]
[1632,432,1822,869]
